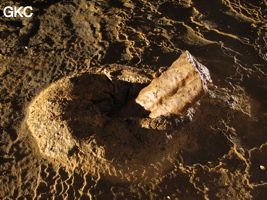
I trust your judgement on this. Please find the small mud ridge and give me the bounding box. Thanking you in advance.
[26,66,200,183]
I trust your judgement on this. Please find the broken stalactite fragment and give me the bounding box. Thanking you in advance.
[136,51,212,118]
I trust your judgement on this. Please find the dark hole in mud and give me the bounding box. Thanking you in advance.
[62,73,149,140]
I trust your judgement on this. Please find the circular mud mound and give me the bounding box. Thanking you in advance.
[26,68,201,183]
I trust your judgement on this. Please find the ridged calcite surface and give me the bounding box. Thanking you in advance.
[136,51,212,118]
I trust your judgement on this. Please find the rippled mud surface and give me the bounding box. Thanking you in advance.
[1,0,267,199]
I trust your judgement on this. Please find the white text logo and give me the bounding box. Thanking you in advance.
[3,6,33,18]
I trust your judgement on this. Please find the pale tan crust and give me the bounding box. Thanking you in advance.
[136,51,211,118]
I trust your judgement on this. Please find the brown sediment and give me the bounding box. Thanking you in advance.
[1,0,267,199]
[25,67,210,183]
